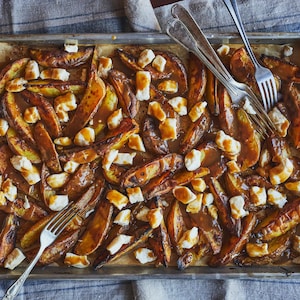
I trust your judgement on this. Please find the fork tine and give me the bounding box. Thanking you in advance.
[52,207,79,236]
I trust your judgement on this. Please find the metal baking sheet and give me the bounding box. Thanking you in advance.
[1,32,300,280]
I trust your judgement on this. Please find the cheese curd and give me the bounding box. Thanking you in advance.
[268,107,290,137]
[138,49,155,68]
[136,206,150,222]
[4,248,26,270]
[147,208,163,229]
[0,118,9,136]
[158,80,178,94]
[128,133,146,152]
[203,193,214,207]
[269,157,294,185]
[191,178,206,192]
[152,54,167,72]
[215,130,241,160]
[106,189,129,210]
[23,106,41,123]
[107,108,123,130]
[229,195,249,219]
[46,172,69,189]
[184,149,204,171]
[186,193,203,214]
[188,101,207,122]
[40,68,70,81]
[168,96,187,116]
[64,253,90,268]
[178,227,199,249]
[249,186,267,206]
[113,209,131,226]
[102,149,119,171]
[147,101,166,122]
[107,234,133,255]
[134,248,157,264]
[64,161,80,174]
[54,136,72,146]
[10,155,33,172]
[74,127,95,146]
[2,179,17,202]
[25,60,40,80]
[5,78,27,92]
[98,56,113,78]
[136,71,151,101]
[126,186,144,204]
[113,152,136,166]
[48,195,69,211]
[173,186,197,204]
[246,243,269,258]
[267,188,287,208]
[159,118,177,140]
[285,181,300,195]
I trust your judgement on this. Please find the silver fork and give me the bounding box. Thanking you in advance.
[2,203,79,300]
[167,4,275,137]
[222,0,277,111]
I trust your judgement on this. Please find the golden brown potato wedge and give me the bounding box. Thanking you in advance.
[3,92,35,145]
[0,214,18,266]
[33,122,62,173]
[0,57,29,94]
[29,47,93,68]
[40,163,56,207]
[205,70,219,116]
[74,199,113,256]
[21,90,62,138]
[6,127,41,164]
[63,71,106,137]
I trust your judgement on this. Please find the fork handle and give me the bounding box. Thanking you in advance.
[2,246,45,300]
[222,0,259,67]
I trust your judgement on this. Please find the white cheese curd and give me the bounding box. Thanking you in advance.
[172,186,197,204]
[54,92,77,112]
[267,188,287,208]
[249,186,267,206]
[0,191,7,206]
[136,206,150,222]
[178,227,199,249]
[98,56,113,78]
[147,101,166,121]
[246,243,269,258]
[46,172,69,189]
[208,204,218,220]
[40,68,70,81]
[102,149,119,171]
[191,178,206,192]
[107,108,123,130]
[74,127,95,146]
[134,248,157,264]
[64,39,78,53]
[259,148,271,168]
[216,44,230,56]
[106,234,133,255]
[128,133,146,152]
[10,155,33,172]
[48,194,69,211]
[54,136,73,147]
[136,71,151,101]
[268,107,290,137]
[5,78,27,93]
[113,209,131,226]
[158,80,178,94]
[63,161,80,174]
[2,179,17,202]
[126,186,144,204]
[0,118,9,136]
[159,118,177,141]
[113,152,136,166]
[243,98,257,115]
[285,181,300,195]
[23,195,30,209]
[229,195,249,219]
[64,253,90,268]
[269,157,294,185]
[152,55,167,72]
[215,130,241,160]
[22,166,41,185]
[186,193,203,214]
[226,160,241,173]
[4,248,26,270]
[25,60,40,80]
[188,101,207,122]
[138,49,155,68]
[203,193,214,206]
[106,190,129,210]
[23,106,41,124]
[184,149,204,171]
[168,96,188,116]
[147,208,163,229]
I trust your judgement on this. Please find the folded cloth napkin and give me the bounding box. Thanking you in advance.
[1,1,300,300]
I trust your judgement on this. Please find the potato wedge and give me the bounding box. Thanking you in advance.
[21,90,62,138]
[0,214,18,266]
[6,127,41,164]
[0,57,29,94]
[121,153,184,188]
[26,80,85,97]
[205,70,219,116]
[29,47,93,68]
[33,122,62,173]
[74,199,113,256]
[40,163,56,207]
[3,92,35,145]
[63,71,106,137]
